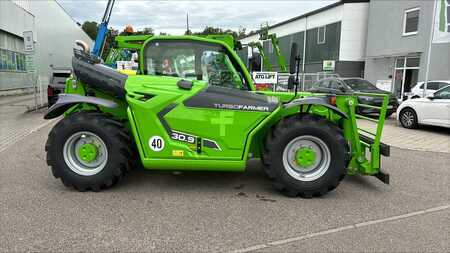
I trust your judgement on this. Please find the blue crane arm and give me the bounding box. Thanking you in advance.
[91,0,115,57]
[92,24,109,56]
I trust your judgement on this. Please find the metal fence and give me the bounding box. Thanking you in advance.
[274,72,340,92]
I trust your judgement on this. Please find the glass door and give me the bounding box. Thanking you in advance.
[393,56,420,100]
[394,69,404,99]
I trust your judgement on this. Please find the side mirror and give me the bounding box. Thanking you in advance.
[288,75,296,90]
[290,43,299,74]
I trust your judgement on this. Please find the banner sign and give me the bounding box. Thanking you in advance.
[252,72,278,84]
[23,31,34,52]
[116,61,138,70]
[25,53,36,73]
[322,60,335,71]
[433,0,450,44]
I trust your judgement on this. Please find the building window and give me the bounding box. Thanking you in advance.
[448,0,450,31]
[317,26,326,44]
[403,7,420,36]
[0,48,26,72]
[440,0,450,32]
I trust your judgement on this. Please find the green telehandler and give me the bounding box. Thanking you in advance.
[44,34,390,197]
[246,23,288,72]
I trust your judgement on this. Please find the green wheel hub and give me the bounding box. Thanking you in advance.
[295,147,317,168]
[77,143,98,162]
[282,135,331,182]
[63,131,108,176]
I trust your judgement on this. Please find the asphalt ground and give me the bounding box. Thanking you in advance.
[1,96,449,252]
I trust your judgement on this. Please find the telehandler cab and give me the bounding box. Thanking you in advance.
[44,35,390,197]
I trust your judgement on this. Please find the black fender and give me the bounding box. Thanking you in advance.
[44,93,118,119]
[283,97,348,119]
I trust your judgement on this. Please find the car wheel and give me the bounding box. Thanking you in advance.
[399,108,418,129]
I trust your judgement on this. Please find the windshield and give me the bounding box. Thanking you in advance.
[343,79,378,91]
[144,40,247,89]
[435,86,450,99]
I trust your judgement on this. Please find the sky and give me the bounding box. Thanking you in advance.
[57,0,338,35]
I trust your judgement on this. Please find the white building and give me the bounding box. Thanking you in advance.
[0,0,92,93]
[240,0,370,77]
[364,0,450,100]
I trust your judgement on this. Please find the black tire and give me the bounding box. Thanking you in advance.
[262,114,348,198]
[399,108,418,129]
[45,112,133,191]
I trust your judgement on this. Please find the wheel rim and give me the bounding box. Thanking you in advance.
[63,131,108,176]
[401,111,415,127]
[282,135,331,182]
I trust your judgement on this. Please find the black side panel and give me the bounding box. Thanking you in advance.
[184,85,279,112]
[157,103,177,135]
[44,94,118,119]
[284,97,348,119]
[72,56,127,98]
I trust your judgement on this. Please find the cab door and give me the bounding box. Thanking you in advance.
[160,43,277,160]
[166,85,277,159]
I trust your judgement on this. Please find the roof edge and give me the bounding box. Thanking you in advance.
[241,0,369,39]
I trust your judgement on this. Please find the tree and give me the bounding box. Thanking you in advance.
[139,27,154,35]
[189,26,247,40]
[237,27,247,39]
[120,27,154,36]
[81,21,98,40]
[194,26,223,35]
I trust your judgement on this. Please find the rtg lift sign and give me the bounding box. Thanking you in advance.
[252,72,278,91]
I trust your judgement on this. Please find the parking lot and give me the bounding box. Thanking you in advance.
[1,95,449,252]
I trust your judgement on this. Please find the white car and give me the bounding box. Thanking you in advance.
[406,80,450,99]
[397,85,450,128]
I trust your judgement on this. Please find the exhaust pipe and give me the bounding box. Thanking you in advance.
[75,40,90,53]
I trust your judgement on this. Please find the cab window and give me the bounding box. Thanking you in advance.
[144,40,248,90]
